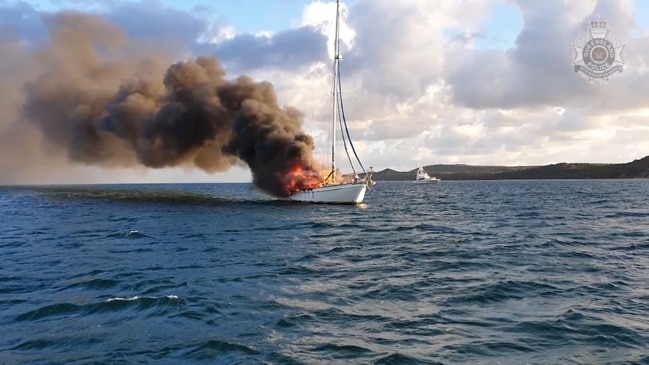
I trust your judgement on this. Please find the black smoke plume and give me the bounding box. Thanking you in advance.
[10,12,320,196]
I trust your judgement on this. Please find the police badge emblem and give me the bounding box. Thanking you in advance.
[572,16,625,85]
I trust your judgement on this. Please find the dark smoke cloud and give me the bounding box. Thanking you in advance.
[2,11,319,197]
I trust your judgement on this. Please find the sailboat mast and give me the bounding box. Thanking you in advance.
[330,0,341,183]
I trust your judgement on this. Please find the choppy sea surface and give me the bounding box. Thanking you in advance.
[1,180,648,364]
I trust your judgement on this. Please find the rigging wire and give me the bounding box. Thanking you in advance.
[337,64,366,174]
[337,91,357,176]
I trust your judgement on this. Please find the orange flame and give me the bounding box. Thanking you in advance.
[319,168,343,184]
[281,162,325,195]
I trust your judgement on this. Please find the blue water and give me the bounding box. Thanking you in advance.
[1,180,648,364]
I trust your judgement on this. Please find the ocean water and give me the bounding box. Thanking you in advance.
[1,180,648,364]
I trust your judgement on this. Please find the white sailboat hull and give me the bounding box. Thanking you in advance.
[288,182,367,204]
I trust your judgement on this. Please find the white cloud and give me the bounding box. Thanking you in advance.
[301,1,355,58]
[201,24,236,44]
[297,0,649,170]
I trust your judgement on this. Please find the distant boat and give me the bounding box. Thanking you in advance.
[414,166,440,183]
[288,0,372,204]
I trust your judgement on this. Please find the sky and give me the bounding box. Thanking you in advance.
[0,0,648,184]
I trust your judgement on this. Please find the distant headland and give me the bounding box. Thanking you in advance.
[372,155,649,181]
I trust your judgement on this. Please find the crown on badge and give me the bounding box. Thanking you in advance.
[589,15,608,38]
[590,20,607,28]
